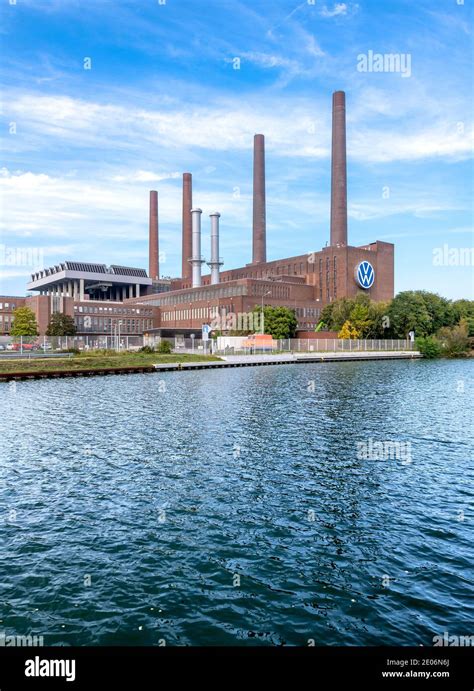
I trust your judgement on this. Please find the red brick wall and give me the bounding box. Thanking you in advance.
[174,242,394,306]
[25,295,51,335]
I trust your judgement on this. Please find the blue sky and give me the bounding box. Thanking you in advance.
[0,0,472,299]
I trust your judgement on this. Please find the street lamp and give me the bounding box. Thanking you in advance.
[261,290,272,334]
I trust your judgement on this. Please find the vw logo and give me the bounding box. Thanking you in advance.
[355,261,375,289]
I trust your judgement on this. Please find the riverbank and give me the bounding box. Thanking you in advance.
[0,350,422,381]
[0,352,220,381]
[154,351,422,371]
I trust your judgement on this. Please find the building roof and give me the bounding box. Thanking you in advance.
[27,261,152,291]
[110,265,148,278]
[30,261,150,282]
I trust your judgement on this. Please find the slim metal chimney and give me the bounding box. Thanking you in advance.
[149,190,159,280]
[330,90,348,247]
[182,173,193,281]
[207,212,223,285]
[190,208,204,288]
[252,134,266,263]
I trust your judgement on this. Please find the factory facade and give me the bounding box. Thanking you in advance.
[2,91,394,339]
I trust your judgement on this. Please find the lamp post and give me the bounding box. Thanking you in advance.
[315,298,320,329]
[261,290,272,334]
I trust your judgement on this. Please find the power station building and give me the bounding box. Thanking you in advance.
[3,91,394,338]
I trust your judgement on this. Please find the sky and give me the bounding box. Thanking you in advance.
[0,0,472,299]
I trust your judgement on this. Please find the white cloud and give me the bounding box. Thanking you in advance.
[2,91,330,157]
[111,171,181,183]
[240,52,300,70]
[349,201,464,223]
[2,90,471,164]
[350,122,473,163]
[320,3,350,18]
[304,35,326,58]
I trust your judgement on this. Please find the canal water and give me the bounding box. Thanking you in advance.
[1,359,473,646]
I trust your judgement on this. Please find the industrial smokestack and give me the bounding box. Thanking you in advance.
[330,90,348,247]
[207,212,223,285]
[252,134,266,263]
[190,208,204,288]
[149,190,159,280]
[182,173,193,281]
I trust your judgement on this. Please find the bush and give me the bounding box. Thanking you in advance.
[156,340,173,354]
[466,316,474,337]
[59,347,80,355]
[437,320,470,358]
[139,345,155,354]
[415,336,442,358]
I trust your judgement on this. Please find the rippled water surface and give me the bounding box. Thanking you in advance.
[1,359,473,646]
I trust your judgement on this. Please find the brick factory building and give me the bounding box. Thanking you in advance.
[2,91,394,339]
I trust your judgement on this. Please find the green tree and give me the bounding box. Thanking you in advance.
[328,297,354,331]
[320,294,373,333]
[46,313,77,336]
[316,292,473,341]
[10,306,38,336]
[253,306,297,339]
[366,301,391,338]
[319,302,335,330]
[418,291,456,332]
[452,299,474,336]
[387,291,433,337]
[349,302,371,336]
[452,298,474,319]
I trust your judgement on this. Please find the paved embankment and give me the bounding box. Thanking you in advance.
[153,351,421,371]
[0,351,421,381]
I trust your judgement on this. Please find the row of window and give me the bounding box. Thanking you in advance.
[226,262,307,280]
[318,257,338,301]
[74,305,152,316]
[0,303,17,311]
[162,307,214,322]
[75,316,153,333]
[294,308,321,318]
[250,284,291,299]
[146,284,245,307]
[161,304,321,324]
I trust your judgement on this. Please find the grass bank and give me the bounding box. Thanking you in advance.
[0,352,221,374]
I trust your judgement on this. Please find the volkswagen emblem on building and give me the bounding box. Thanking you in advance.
[355,261,375,289]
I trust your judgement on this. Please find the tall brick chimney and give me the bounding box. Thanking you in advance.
[330,90,348,247]
[182,173,193,281]
[149,190,159,280]
[252,134,266,263]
